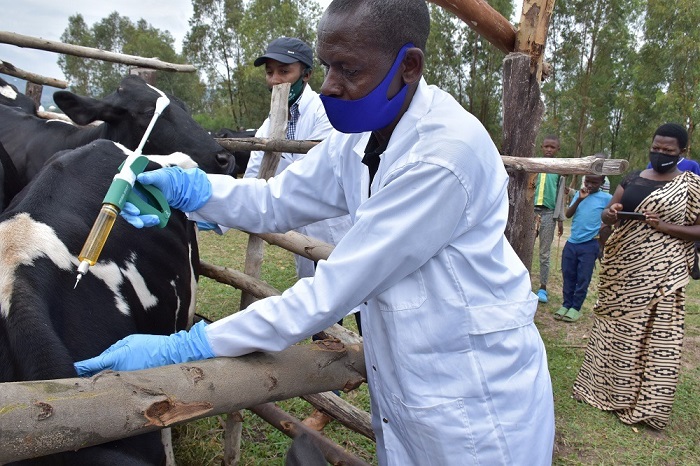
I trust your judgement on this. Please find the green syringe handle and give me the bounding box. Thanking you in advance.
[104,155,171,229]
[127,182,171,228]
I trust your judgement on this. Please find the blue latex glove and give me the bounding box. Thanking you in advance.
[73,320,215,376]
[196,221,221,232]
[120,202,160,228]
[138,166,213,212]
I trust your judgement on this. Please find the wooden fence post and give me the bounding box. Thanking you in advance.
[223,82,290,466]
[24,81,42,110]
[129,67,158,85]
[502,0,557,270]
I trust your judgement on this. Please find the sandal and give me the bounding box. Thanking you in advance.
[562,308,581,322]
[554,306,568,320]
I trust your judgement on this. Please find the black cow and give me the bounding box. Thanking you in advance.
[0,78,35,210]
[213,127,256,177]
[0,76,37,114]
[0,141,205,465]
[0,142,22,211]
[0,75,235,201]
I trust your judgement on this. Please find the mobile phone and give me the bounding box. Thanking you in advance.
[617,211,646,221]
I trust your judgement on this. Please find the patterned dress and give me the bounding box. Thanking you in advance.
[572,171,700,429]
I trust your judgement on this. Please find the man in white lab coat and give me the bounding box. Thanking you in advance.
[76,0,556,464]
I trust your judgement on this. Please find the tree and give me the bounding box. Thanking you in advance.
[631,0,700,162]
[539,0,642,180]
[183,0,322,130]
[59,13,203,108]
[424,1,512,145]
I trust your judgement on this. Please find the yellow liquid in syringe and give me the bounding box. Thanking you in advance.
[75,204,119,287]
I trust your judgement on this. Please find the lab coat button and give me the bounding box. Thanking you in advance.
[372,365,377,371]
[382,417,389,423]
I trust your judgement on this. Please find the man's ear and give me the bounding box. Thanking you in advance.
[302,67,312,83]
[402,48,424,85]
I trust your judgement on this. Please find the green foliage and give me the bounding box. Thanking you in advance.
[541,0,700,172]
[58,12,205,107]
[424,1,512,145]
[55,0,700,171]
[181,0,323,131]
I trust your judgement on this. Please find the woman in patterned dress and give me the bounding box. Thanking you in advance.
[572,123,700,429]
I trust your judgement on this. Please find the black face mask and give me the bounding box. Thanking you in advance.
[649,151,680,173]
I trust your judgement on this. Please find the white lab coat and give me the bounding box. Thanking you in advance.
[244,84,353,279]
[191,79,555,465]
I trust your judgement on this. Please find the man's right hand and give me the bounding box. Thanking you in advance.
[139,167,213,212]
[119,167,213,228]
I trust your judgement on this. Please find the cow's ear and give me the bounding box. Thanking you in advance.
[53,92,122,126]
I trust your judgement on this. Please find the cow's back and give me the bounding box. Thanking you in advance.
[0,140,196,465]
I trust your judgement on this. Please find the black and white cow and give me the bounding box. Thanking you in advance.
[0,75,235,200]
[0,142,22,211]
[0,140,205,465]
[0,76,38,114]
[0,78,35,210]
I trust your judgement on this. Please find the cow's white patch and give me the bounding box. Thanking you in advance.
[146,152,199,169]
[187,243,197,327]
[0,84,18,100]
[170,280,182,332]
[123,252,158,310]
[0,213,74,317]
[89,261,130,316]
[0,213,135,318]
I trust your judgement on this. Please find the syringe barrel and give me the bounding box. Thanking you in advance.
[78,204,120,266]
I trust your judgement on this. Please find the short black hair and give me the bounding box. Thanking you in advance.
[322,0,430,55]
[543,134,560,143]
[654,123,688,150]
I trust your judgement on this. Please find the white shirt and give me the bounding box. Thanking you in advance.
[191,79,555,465]
[244,84,333,178]
[243,84,352,279]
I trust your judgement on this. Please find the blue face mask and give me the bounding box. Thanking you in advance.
[320,43,414,133]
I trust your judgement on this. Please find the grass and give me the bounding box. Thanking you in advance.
[174,229,375,465]
[533,224,700,465]
[174,225,700,465]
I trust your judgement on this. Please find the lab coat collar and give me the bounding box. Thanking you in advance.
[390,77,431,144]
[351,78,431,161]
[296,83,316,114]
[351,78,432,199]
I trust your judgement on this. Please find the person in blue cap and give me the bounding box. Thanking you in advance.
[75,1,555,463]
[249,36,357,430]
[245,36,331,178]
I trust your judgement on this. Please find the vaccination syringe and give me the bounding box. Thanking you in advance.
[74,94,171,288]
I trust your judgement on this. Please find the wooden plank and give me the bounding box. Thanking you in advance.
[428,0,516,53]
[0,31,196,73]
[0,344,366,463]
[0,59,68,88]
[515,0,557,80]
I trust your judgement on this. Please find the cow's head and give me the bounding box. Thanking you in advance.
[52,76,235,174]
